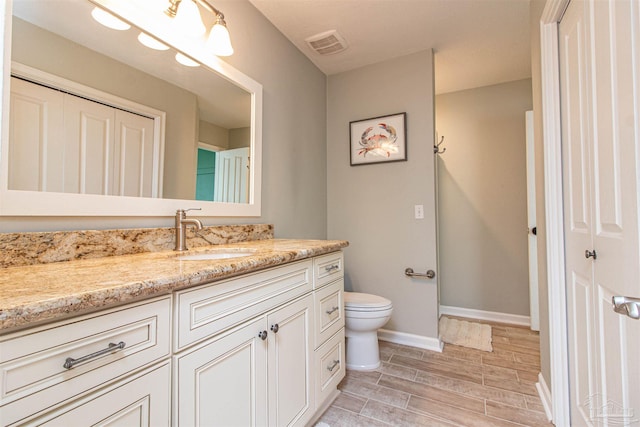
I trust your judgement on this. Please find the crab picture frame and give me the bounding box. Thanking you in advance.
[349,112,407,166]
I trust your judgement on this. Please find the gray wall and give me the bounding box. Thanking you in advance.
[327,50,439,339]
[530,0,551,384]
[229,127,250,149]
[1,1,328,239]
[436,79,532,316]
[199,121,229,148]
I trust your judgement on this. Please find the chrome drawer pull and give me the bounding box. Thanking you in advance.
[63,341,126,369]
[327,359,340,372]
[325,306,340,315]
[324,264,340,273]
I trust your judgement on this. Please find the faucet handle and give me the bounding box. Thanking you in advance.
[177,208,202,215]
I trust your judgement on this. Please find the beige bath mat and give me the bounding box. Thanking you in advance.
[439,316,492,352]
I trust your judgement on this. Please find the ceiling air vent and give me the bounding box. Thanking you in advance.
[305,30,348,56]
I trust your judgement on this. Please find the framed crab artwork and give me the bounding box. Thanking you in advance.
[349,112,407,166]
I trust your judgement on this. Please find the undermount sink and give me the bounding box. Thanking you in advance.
[177,250,255,261]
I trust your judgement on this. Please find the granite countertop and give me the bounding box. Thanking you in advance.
[0,239,349,333]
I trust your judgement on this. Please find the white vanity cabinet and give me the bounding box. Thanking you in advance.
[0,250,345,427]
[173,260,316,427]
[0,296,172,426]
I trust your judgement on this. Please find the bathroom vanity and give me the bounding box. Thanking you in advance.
[0,239,347,426]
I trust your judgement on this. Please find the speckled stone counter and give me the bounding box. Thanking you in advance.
[0,224,274,268]
[0,239,348,333]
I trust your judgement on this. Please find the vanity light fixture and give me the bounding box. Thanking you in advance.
[90,7,131,31]
[165,0,234,56]
[137,32,170,51]
[175,52,200,67]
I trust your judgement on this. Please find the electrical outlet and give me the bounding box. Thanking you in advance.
[414,204,424,219]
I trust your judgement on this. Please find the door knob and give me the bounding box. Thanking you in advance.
[612,296,640,320]
[585,249,597,260]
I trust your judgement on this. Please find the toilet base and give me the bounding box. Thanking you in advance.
[345,331,381,371]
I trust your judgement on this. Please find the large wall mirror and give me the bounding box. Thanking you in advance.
[0,0,262,216]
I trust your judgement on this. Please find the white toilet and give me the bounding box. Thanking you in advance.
[344,292,393,371]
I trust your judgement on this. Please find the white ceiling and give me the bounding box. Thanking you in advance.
[248,0,532,94]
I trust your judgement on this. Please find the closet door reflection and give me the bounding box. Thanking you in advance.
[9,77,159,197]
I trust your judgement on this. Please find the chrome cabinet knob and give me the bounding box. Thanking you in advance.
[270,324,279,333]
[585,249,597,260]
[258,330,268,340]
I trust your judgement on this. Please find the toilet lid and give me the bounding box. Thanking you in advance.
[344,292,392,310]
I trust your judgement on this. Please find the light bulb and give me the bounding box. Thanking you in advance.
[91,7,130,31]
[175,53,200,67]
[207,21,233,56]
[138,32,169,51]
[173,0,206,37]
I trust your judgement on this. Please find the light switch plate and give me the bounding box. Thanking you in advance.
[414,204,424,219]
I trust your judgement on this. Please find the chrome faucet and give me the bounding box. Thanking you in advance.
[175,208,203,251]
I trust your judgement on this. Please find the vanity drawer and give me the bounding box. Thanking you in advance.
[0,296,171,426]
[315,328,345,409]
[313,252,344,289]
[25,361,171,427]
[174,259,312,351]
[314,279,344,348]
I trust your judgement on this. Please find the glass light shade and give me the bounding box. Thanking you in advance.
[91,7,131,31]
[173,0,206,37]
[138,32,170,50]
[207,22,234,56]
[175,52,200,67]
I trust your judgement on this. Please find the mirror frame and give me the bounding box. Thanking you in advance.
[0,0,262,216]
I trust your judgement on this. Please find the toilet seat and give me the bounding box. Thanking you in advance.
[344,292,392,312]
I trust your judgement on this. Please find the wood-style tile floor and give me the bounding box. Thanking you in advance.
[316,318,554,426]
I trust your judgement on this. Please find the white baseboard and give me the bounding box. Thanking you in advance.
[536,372,553,422]
[439,305,531,327]
[378,328,443,353]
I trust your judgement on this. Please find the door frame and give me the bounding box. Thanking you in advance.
[540,0,571,425]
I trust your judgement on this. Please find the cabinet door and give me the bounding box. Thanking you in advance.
[174,317,268,427]
[30,362,171,427]
[267,295,315,427]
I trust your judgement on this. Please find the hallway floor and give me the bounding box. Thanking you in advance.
[316,319,553,426]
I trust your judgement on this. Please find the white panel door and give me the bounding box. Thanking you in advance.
[64,93,115,195]
[526,110,540,331]
[114,110,156,198]
[214,147,249,203]
[561,0,640,425]
[560,2,597,424]
[589,0,640,423]
[8,77,64,192]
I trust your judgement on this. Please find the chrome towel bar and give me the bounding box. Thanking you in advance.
[404,268,436,279]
